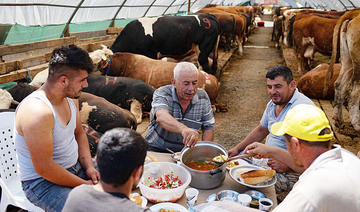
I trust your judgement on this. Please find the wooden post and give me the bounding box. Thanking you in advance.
[188,0,191,15]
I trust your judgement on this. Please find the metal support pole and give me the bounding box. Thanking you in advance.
[110,0,128,27]
[143,0,157,17]
[61,0,85,37]
[163,0,177,15]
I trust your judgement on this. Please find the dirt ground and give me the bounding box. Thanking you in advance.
[214,15,284,150]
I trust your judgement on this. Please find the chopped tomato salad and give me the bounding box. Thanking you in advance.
[144,172,183,189]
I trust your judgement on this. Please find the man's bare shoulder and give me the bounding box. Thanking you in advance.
[16,96,54,135]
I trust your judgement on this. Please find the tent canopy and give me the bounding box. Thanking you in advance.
[0,0,358,26]
[0,0,358,44]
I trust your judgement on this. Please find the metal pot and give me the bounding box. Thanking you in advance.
[180,141,227,189]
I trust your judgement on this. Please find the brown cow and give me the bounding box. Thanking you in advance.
[272,15,283,49]
[325,9,360,131]
[282,9,344,47]
[292,14,338,73]
[97,52,219,103]
[297,63,340,99]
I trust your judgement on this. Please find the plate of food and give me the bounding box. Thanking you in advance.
[130,193,147,208]
[145,154,157,164]
[149,202,188,212]
[229,165,276,188]
[226,159,251,171]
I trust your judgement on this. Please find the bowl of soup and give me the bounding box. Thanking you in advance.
[180,142,227,189]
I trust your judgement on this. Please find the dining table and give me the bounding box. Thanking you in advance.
[136,151,278,211]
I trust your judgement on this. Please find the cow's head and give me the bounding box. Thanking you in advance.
[0,89,18,109]
[89,45,113,69]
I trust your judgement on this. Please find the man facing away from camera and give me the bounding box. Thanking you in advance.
[243,104,360,212]
[15,45,99,212]
[63,128,151,212]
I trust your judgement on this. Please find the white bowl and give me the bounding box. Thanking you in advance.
[139,162,191,203]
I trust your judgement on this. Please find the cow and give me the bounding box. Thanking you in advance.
[96,52,219,104]
[272,15,283,49]
[83,74,154,124]
[196,9,236,52]
[0,89,18,109]
[291,14,338,73]
[7,83,138,130]
[78,92,137,132]
[110,14,220,75]
[197,8,246,55]
[82,124,102,157]
[29,68,48,87]
[297,63,340,99]
[282,9,345,47]
[88,44,113,68]
[253,4,263,16]
[29,46,114,87]
[325,9,360,131]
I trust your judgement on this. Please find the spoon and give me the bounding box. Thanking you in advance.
[212,154,252,165]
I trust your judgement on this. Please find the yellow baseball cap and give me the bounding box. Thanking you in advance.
[271,104,333,142]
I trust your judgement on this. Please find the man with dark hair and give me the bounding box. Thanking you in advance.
[62,128,151,212]
[243,104,360,212]
[15,45,99,212]
[228,65,314,200]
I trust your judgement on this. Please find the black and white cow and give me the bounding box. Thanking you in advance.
[110,14,220,75]
[83,74,154,124]
[7,83,138,131]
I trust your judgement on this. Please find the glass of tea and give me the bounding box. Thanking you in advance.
[258,197,273,211]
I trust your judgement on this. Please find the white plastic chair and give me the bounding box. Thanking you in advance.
[0,111,43,212]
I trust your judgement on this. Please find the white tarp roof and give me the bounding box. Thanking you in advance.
[0,0,358,26]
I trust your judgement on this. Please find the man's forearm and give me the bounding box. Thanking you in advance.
[156,110,188,134]
[202,129,214,141]
[35,160,88,187]
[76,131,94,170]
[235,125,269,152]
[268,147,304,173]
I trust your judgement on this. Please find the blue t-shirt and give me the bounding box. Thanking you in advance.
[260,88,314,149]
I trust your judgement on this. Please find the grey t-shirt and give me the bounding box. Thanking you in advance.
[62,185,151,212]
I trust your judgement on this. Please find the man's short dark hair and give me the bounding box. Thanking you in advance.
[266,65,293,84]
[48,45,93,81]
[284,128,332,148]
[96,128,148,186]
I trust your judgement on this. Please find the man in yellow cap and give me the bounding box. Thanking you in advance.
[244,104,360,211]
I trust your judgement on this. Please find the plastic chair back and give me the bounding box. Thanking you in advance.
[0,111,17,182]
[0,111,44,211]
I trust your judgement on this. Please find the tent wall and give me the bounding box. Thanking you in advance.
[0,0,359,45]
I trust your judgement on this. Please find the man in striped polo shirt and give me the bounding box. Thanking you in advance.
[145,62,215,152]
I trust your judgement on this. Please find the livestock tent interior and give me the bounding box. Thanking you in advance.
[0,0,359,45]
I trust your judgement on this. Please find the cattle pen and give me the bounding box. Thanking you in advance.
[1,5,360,155]
[1,1,360,211]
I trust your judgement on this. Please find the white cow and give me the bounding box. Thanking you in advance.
[0,89,18,109]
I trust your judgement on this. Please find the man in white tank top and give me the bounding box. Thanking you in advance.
[15,45,99,212]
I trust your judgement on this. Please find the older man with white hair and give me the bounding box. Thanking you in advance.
[145,62,215,152]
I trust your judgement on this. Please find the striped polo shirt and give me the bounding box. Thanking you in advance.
[145,85,215,152]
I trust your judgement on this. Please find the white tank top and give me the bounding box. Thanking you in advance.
[15,91,79,181]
